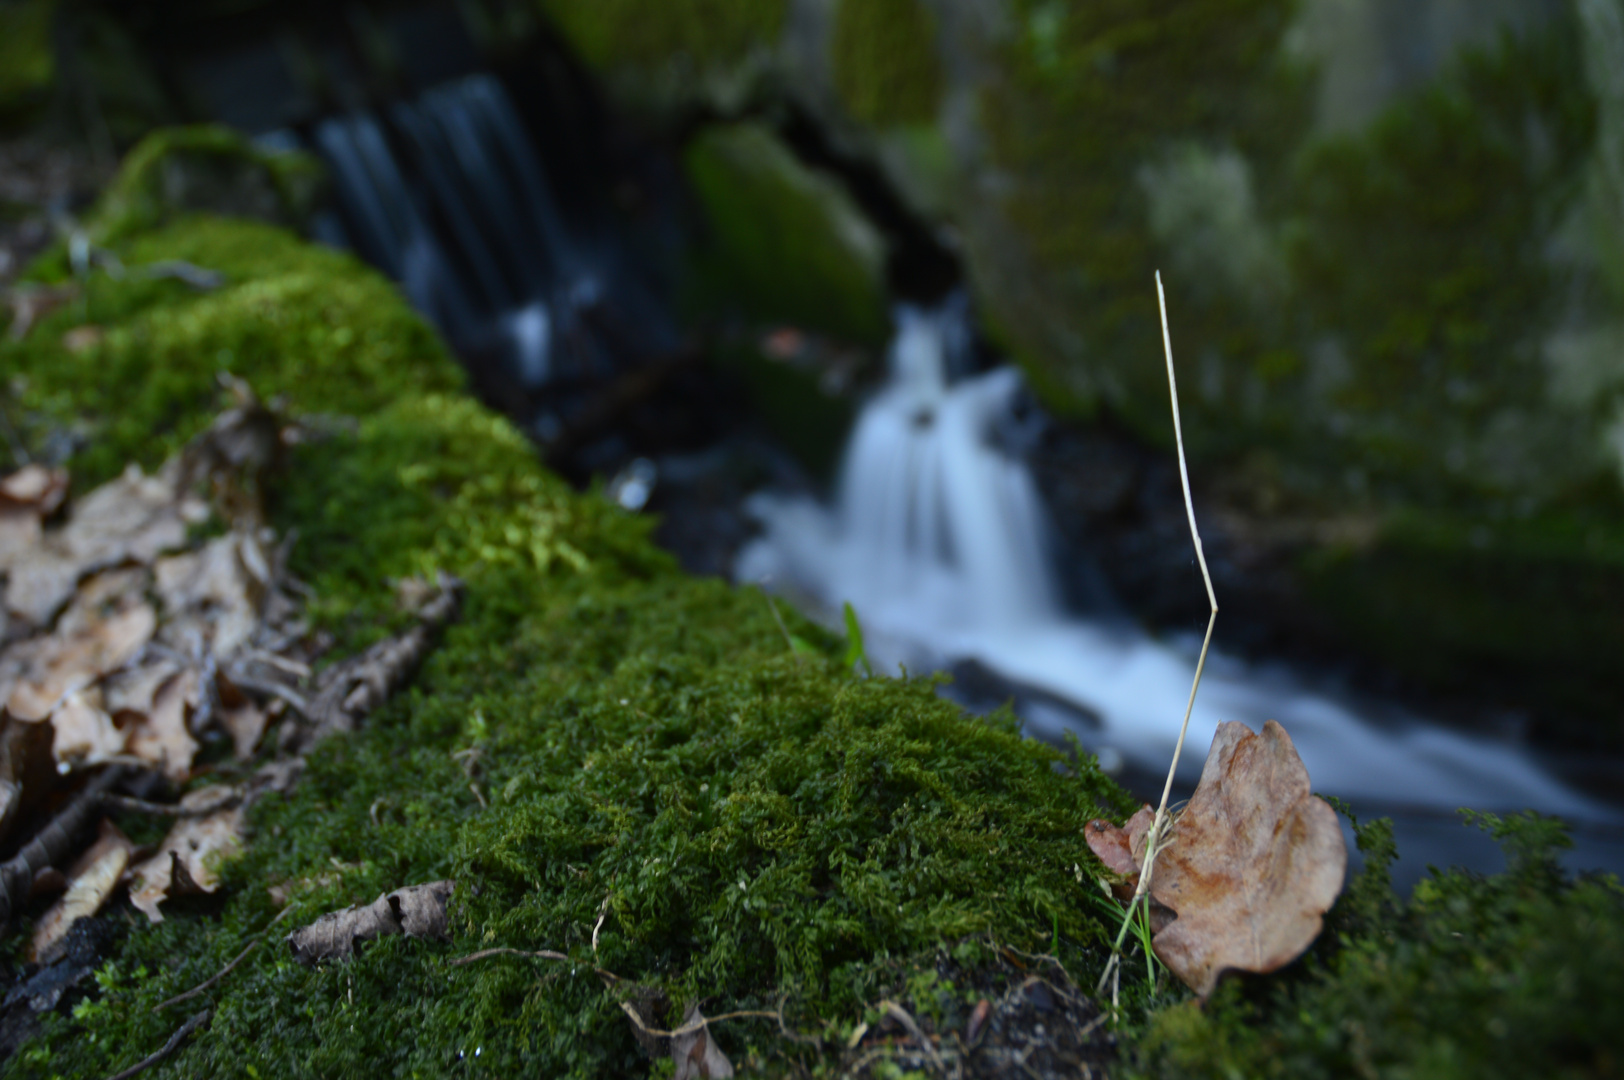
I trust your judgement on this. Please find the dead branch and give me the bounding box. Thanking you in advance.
[103,1008,210,1080]
[154,939,259,1012]
[0,766,123,925]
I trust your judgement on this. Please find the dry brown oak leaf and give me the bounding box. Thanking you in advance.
[128,785,244,923]
[286,880,454,964]
[1087,720,1345,997]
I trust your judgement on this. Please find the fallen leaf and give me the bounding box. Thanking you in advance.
[30,819,135,963]
[286,880,454,963]
[154,533,262,659]
[124,667,200,781]
[128,784,243,922]
[103,658,183,718]
[0,466,68,565]
[218,699,267,760]
[1115,721,1345,997]
[3,463,199,629]
[48,687,126,768]
[289,575,462,751]
[0,465,69,514]
[672,1003,736,1080]
[1085,806,1153,876]
[5,569,156,721]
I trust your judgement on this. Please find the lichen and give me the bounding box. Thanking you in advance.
[830,0,943,128]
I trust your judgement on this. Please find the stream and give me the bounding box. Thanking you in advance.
[738,301,1624,888]
[259,66,1623,890]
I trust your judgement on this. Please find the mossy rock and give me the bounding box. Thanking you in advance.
[5,143,1623,1079]
[831,0,943,128]
[684,121,890,344]
[1298,505,1624,752]
[81,125,325,249]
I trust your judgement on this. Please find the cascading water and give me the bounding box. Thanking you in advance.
[264,73,674,402]
[740,298,1622,878]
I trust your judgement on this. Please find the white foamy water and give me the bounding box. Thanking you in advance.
[737,301,1615,825]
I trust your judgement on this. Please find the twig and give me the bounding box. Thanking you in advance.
[102,792,240,818]
[103,1008,211,1080]
[0,767,124,925]
[616,1003,779,1040]
[154,939,260,1012]
[449,946,569,966]
[226,671,309,715]
[881,1000,945,1072]
[1098,272,1219,997]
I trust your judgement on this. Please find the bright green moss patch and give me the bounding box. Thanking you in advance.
[1132,813,1624,1080]
[47,125,327,251]
[4,215,460,488]
[684,122,889,344]
[831,0,943,128]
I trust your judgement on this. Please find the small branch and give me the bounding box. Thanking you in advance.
[103,1008,211,1080]
[449,946,569,966]
[101,792,241,818]
[226,672,309,715]
[0,767,124,925]
[616,1004,779,1040]
[154,939,260,1012]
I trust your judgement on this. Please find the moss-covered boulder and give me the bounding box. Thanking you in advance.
[684,121,889,344]
[80,125,325,247]
[4,128,1622,1080]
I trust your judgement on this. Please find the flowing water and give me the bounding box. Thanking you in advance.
[739,300,1624,884]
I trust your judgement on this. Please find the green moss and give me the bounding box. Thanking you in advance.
[4,216,458,487]
[1132,813,1624,1080]
[1,163,1134,1076]
[83,125,325,248]
[684,122,890,344]
[831,0,943,128]
[538,0,786,72]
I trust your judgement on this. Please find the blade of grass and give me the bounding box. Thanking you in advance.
[1098,272,1219,997]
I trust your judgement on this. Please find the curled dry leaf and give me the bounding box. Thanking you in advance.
[289,575,462,751]
[1088,721,1345,997]
[286,880,454,964]
[6,569,155,722]
[48,687,126,768]
[153,532,265,660]
[2,463,201,630]
[30,818,135,963]
[124,667,200,782]
[0,465,68,566]
[128,784,243,923]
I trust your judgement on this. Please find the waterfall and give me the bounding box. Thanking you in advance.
[266,73,669,396]
[738,300,1616,836]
